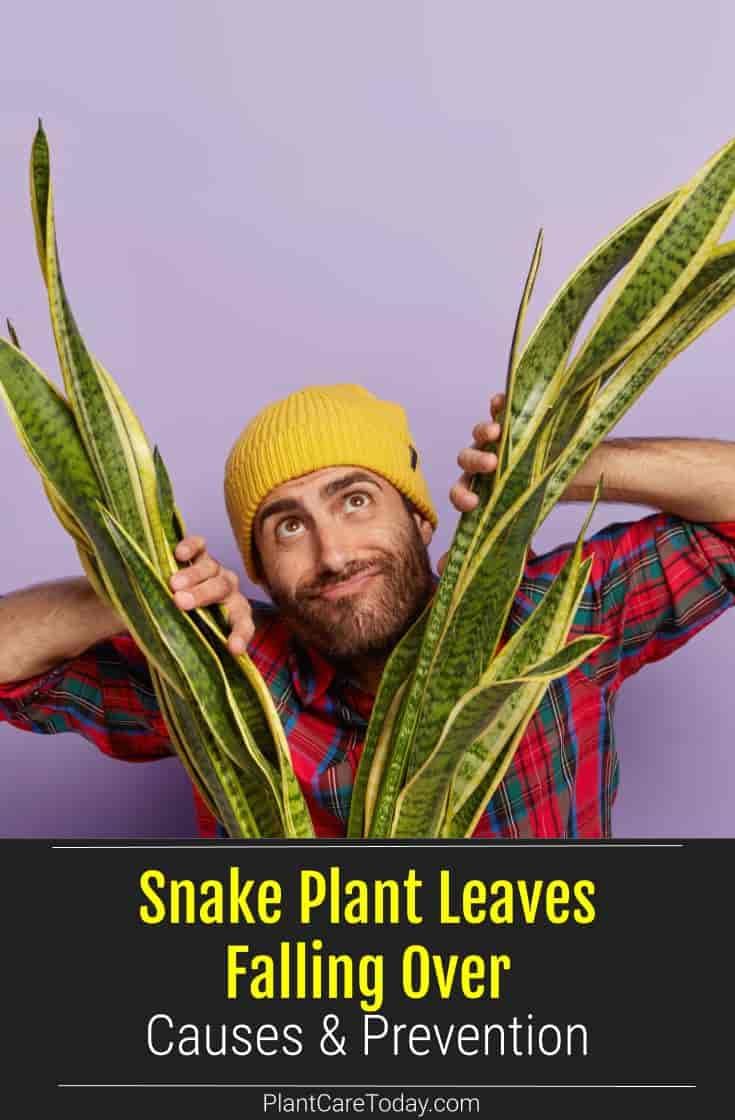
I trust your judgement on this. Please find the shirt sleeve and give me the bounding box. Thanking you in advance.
[525,514,735,694]
[0,631,172,762]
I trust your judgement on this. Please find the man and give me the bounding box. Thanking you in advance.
[1,383,734,837]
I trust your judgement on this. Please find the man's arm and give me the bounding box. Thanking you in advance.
[0,577,124,683]
[0,536,256,685]
[563,437,735,522]
[450,392,735,522]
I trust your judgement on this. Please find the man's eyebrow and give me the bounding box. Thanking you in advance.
[257,472,382,533]
[319,471,383,499]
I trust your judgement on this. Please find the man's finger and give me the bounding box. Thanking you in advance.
[175,535,207,562]
[170,552,221,591]
[458,447,498,474]
[172,572,233,611]
[490,393,506,421]
[227,605,255,654]
[472,420,502,446]
[449,479,480,511]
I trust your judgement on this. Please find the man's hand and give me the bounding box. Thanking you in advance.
[437,393,505,575]
[170,536,254,655]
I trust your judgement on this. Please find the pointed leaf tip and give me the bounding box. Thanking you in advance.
[6,319,20,348]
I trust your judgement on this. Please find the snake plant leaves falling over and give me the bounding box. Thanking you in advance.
[2,124,734,837]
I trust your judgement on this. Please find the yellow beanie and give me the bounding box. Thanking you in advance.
[224,383,438,581]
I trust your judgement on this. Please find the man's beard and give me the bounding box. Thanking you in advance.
[266,517,435,663]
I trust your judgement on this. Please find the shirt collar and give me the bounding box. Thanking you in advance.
[287,632,339,706]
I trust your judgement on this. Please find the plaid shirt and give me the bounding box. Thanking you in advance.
[2,512,734,838]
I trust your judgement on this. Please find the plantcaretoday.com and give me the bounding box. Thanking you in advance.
[262,1091,481,1115]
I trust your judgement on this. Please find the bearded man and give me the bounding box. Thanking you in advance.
[1,383,734,837]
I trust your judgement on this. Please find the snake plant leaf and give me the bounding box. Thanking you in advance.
[392,633,605,838]
[41,475,92,549]
[32,127,166,571]
[506,190,676,459]
[498,229,544,476]
[368,467,553,837]
[96,503,287,835]
[390,495,603,839]
[30,120,50,284]
[361,496,494,833]
[153,445,184,555]
[152,664,281,840]
[444,554,605,838]
[93,358,172,571]
[32,124,172,576]
[443,685,545,838]
[0,338,104,524]
[668,240,735,314]
[99,500,313,839]
[6,320,21,349]
[95,527,278,839]
[542,266,735,522]
[154,443,248,647]
[488,482,602,680]
[460,194,681,591]
[39,473,111,605]
[566,137,735,395]
[190,599,314,838]
[460,411,555,584]
[0,340,199,697]
[363,679,411,835]
[149,669,229,828]
[43,207,160,562]
[75,542,111,606]
[538,244,735,481]
[346,606,428,837]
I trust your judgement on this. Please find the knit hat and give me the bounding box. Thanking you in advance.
[224,383,438,581]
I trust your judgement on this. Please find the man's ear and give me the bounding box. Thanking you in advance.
[413,511,434,547]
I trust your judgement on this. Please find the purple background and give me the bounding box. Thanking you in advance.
[1,1,733,837]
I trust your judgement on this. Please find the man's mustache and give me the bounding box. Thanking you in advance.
[297,561,388,601]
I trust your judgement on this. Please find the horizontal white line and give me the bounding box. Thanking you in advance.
[51,843,684,850]
[57,1083,696,1089]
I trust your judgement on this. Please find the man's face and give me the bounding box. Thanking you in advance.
[253,466,435,661]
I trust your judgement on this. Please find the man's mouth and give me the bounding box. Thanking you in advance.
[317,569,381,600]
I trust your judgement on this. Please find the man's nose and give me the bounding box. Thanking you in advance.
[314,522,351,573]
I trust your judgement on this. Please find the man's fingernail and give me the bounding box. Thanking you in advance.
[175,591,195,609]
[231,637,245,653]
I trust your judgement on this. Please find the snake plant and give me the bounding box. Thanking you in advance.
[2,124,734,838]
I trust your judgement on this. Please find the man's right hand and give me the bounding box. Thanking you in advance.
[170,536,255,655]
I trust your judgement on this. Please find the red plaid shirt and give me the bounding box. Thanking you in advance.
[2,512,734,838]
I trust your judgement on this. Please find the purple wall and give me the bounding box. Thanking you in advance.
[1,1,733,837]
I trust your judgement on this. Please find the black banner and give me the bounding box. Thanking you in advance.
[4,840,727,1108]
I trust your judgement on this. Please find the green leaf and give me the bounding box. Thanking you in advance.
[6,320,20,349]
[347,606,427,836]
[566,137,735,394]
[31,127,167,572]
[506,190,676,458]
[368,468,552,837]
[498,229,544,475]
[97,503,287,836]
[393,634,605,838]
[542,266,735,522]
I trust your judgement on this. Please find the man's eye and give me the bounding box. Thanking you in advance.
[276,517,303,539]
[345,491,371,511]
